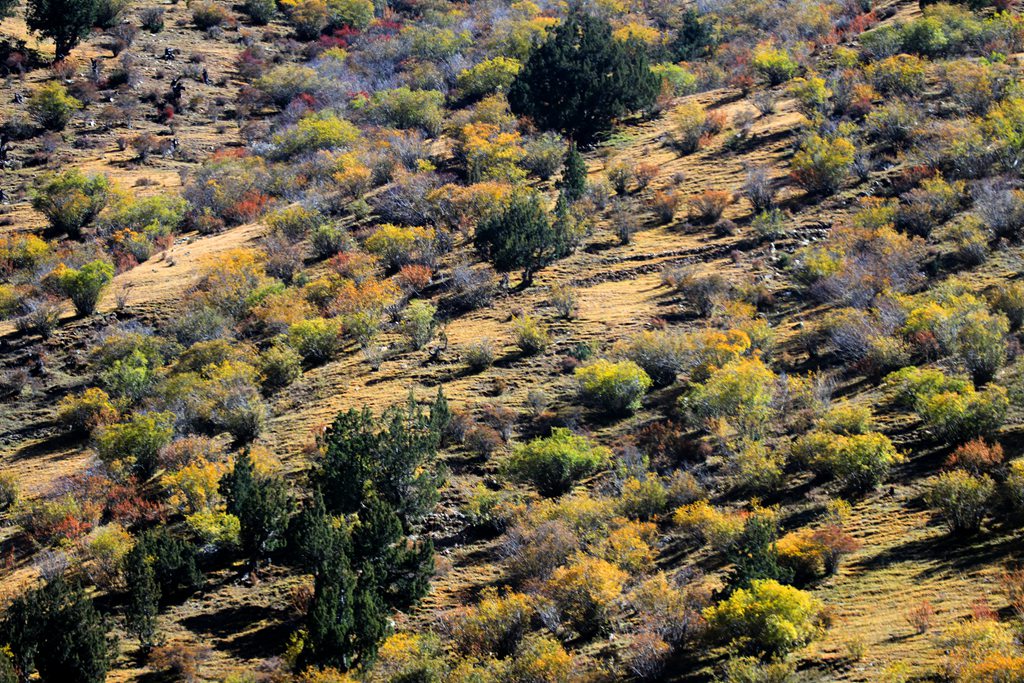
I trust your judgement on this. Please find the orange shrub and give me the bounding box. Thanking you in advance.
[945,439,1004,475]
[397,264,432,293]
[649,189,680,225]
[688,190,731,224]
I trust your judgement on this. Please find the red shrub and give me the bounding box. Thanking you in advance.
[945,439,1005,475]
[397,264,432,293]
[225,190,271,224]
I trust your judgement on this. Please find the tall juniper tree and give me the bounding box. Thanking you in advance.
[0,576,111,683]
[124,542,159,650]
[508,9,658,145]
[297,397,441,672]
[26,0,100,61]
[474,191,567,287]
[222,450,292,571]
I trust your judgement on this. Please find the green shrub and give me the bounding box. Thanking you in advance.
[818,403,874,435]
[99,194,187,241]
[574,359,652,415]
[865,54,927,97]
[616,329,689,387]
[918,383,1009,444]
[255,66,324,107]
[704,579,824,657]
[369,87,445,135]
[325,0,373,30]
[1005,459,1024,514]
[511,314,550,355]
[99,348,157,402]
[681,357,777,438]
[310,223,349,258]
[457,57,522,100]
[464,338,495,372]
[991,282,1024,330]
[503,428,611,496]
[731,440,786,494]
[287,318,342,363]
[400,300,437,350]
[900,15,949,57]
[32,170,111,238]
[0,284,19,320]
[259,344,302,389]
[788,76,831,118]
[790,134,855,196]
[718,657,799,683]
[267,205,325,243]
[793,430,902,492]
[522,132,566,181]
[752,45,799,85]
[186,509,240,550]
[884,366,971,408]
[84,523,133,588]
[925,470,994,534]
[651,62,698,95]
[27,82,82,130]
[864,101,920,149]
[50,260,114,316]
[95,411,175,478]
[243,0,275,23]
[667,102,710,154]
[94,0,131,27]
[617,476,669,521]
[272,112,360,159]
[0,472,19,511]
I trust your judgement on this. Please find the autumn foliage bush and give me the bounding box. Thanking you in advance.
[574,359,652,415]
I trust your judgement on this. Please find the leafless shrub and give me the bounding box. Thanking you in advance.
[742,165,776,212]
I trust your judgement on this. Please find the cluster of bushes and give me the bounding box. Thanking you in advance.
[11,0,1024,676]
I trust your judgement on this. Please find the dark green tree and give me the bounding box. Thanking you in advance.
[475,191,565,287]
[428,387,452,445]
[289,492,337,573]
[0,650,15,683]
[136,528,203,599]
[558,142,587,202]
[508,10,658,144]
[315,399,443,526]
[298,503,357,671]
[223,451,292,569]
[669,8,717,61]
[37,579,111,683]
[727,515,793,590]
[351,494,434,611]
[123,542,159,650]
[26,0,100,61]
[0,577,111,683]
[1,586,43,682]
[0,0,17,21]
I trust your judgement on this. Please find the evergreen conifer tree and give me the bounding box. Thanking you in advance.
[26,0,100,61]
[508,10,658,144]
[559,142,587,202]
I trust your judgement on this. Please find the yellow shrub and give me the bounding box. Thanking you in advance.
[673,501,743,550]
[544,555,626,635]
[164,457,227,513]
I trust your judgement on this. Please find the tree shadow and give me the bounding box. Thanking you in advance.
[181,604,294,659]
